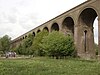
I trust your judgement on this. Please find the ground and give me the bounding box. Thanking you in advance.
[0,57,100,75]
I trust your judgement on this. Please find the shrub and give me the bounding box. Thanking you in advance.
[41,31,75,59]
[32,30,48,56]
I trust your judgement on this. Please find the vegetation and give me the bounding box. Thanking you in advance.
[12,31,75,58]
[0,31,99,75]
[94,43,98,55]
[41,31,75,59]
[0,57,100,75]
[0,35,11,53]
[14,34,34,55]
[32,30,49,56]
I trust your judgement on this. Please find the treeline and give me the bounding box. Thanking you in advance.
[13,31,76,59]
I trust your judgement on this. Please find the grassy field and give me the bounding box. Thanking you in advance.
[0,57,100,75]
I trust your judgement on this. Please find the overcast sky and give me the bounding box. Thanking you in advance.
[0,0,98,44]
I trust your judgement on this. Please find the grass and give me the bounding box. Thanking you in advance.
[0,57,100,75]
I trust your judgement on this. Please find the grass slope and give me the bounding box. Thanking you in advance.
[0,57,100,75]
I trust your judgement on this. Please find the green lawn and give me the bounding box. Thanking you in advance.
[0,57,100,75]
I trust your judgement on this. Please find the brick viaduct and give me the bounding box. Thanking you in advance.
[11,0,100,59]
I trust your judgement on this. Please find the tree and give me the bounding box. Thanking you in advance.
[16,44,23,54]
[41,31,75,59]
[23,34,34,55]
[32,30,49,56]
[15,33,34,55]
[94,43,98,55]
[0,35,11,53]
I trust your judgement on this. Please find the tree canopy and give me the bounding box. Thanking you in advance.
[0,35,11,53]
[41,31,75,59]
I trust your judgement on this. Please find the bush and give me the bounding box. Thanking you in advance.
[32,30,48,56]
[14,34,34,55]
[94,43,98,55]
[41,31,75,59]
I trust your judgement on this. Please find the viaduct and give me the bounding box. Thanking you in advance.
[11,0,100,59]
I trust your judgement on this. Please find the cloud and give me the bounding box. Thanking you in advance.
[2,0,98,42]
[18,13,39,30]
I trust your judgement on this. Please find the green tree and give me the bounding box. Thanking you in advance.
[0,35,11,53]
[14,34,34,55]
[32,30,48,56]
[16,44,23,54]
[41,31,75,59]
[23,34,34,55]
[94,43,98,55]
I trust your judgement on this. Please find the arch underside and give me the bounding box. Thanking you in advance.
[43,27,49,32]
[33,32,35,36]
[62,17,74,36]
[37,30,41,33]
[51,23,59,31]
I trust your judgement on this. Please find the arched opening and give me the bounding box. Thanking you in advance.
[62,17,74,36]
[78,8,98,58]
[33,32,35,37]
[37,29,41,33]
[23,37,24,39]
[93,17,98,55]
[25,35,27,38]
[51,23,59,31]
[43,27,49,32]
[19,38,22,41]
[84,30,87,52]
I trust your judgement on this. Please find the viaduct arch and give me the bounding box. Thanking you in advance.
[77,8,98,59]
[62,17,74,36]
[51,23,59,31]
[11,0,100,59]
[43,27,49,32]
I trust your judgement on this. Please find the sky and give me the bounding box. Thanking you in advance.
[0,0,98,44]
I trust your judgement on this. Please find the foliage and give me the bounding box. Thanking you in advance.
[12,30,75,58]
[13,31,48,56]
[15,34,34,55]
[32,30,49,56]
[94,43,98,55]
[0,35,11,53]
[0,57,100,75]
[15,44,23,54]
[41,31,75,59]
